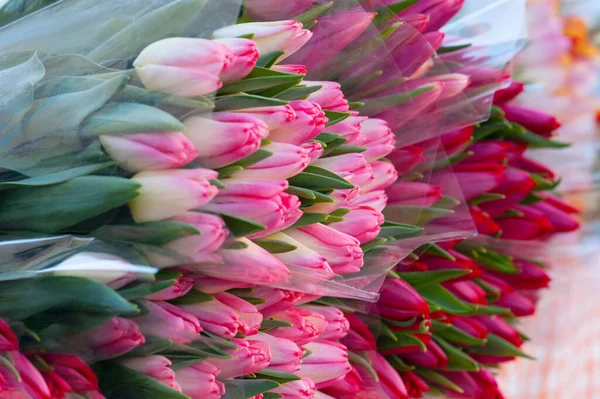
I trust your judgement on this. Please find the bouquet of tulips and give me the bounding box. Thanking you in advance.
[0,0,581,398]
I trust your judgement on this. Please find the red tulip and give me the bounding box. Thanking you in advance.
[479,169,537,217]
[340,314,377,352]
[421,251,481,280]
[401,340,449,369]
[388,146,425,174]
[510,155,556,180]
[367,352,409,399]
[469,206,502,235]
[493,81,525,104]
[490,259,551,290]
[0,320,18,352]
[445,281,487,305]
[431,162,505,201]
[12,352,52,399]
[451,317,489,342]
[465,141,511,164]
[401,371,430,399]
[530,196,580,233]
[496,205,554,240]
[501,104,561,137]
[376,278,430,320]
[398,0,466,32]
[495,291,536,317]
[474,316,523,347]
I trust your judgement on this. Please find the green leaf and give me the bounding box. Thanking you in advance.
[360,85,435,116]
[431,320,486,346]
[470,193,506,206]
[294,1,334,25]
[219,67,304,95]
[378,222,424,239]
[437,43,472,54]
[217,166,245,179]
[126,335,174,357]
[434,196,462,208]
[288,172,354,191]
[0,162,116,190]
[326,145,368,156]
[291,213,329,228]
[469,333,534,359]
[399,270,472,287]
[256,51,286,68]
[0,276,137,320]
[379,332,427,352]
[217,213,267,238]
[507,129,570,148]
[361,237,388,253]
[253,239,298,254]
[227,149,273,169]
[416,284,474,316]
[434,337,480,371]
[472,304,513,316]
[170,289,214,305]
[530,173,561,191]
[24,311,113,344]
[286,186,316,199]
[315,132,342,143]
[223,380,280,399]
[276,85,322,101]
[256,370,301,383]
[118,280,176,301]
[113,85,214,110]
[93,221,200,246]
[472,118,512,141]
[421,243,456,261]
[300,190,335,205]
[388,356,415,372]
[260,319,294,330]
[321,137,350,156]
[417,369,464,394]
[95,362,189,399]
[215,93,289,111]
[263,394,283,399]
[324,111,351,126]
[0,176,139,233]
[374,0,419,24]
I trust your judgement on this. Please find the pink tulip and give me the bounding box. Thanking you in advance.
[392,30,444,79]
[250,287,305,318]
[357,118,395,162]
[133,300,202,345]
[183,112,269,169]
[313,154,373,187]
[100,132,197,173]
[495,291,536,317]
[430,163,505,201]
[285,224,363,274]
[11,352,52,399]
[479,169,537,217]
[250,332,303,373]
[166,212,228,263]
[70,318,144,359]
[304,81,350,112]
[269,307,328,345]
[134,38,233,96]
[353,190,388,212]
[501,104,561,137]
[459,66,511,92]
[231,142,310,180]
[496,205,554,240]
[388,146,424,174]
[329,206,384,244]
[386,181,442,207]
[367,352,409,399]
[208,338,271,378]
[267,232,335,280]
[0,320,18,352]
[341,314,376,352]
[214,292,263,336]
[214,21,312,59]
[300,341,352,389]
[272,377,316,399]
[304,187,360,214]
[268,100,328,145]
[175,362,225,399]
[120,356,181,392]
[300,305,350,341]
[129,169,219,223]
[402,340,449,369]
[302,141,324,162]
[244,0,313,21]
[193,277,253,295]
[234,105,297,129]
[359,161,398,193]
[144,275,194,300]
[190,238,291,285]
[216,38,259,83]
[272,64,307,75]
[326,117,365,145]
[376,278,430,320]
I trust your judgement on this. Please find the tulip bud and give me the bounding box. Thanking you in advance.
[165,212,228,263]
[214,292,263,336]
[234,105,297,129]
[272,64,307,75]
[431,163,505,201]
[272,377,316,399]
[340,314,376,352]
[268,100,328,145]
[231,142,310,180]
[496,205,554,240]
[100,132,197,173]
[285,224,364,275]
[313,154,373,188]
[493,81,525,104]
[386,181,442,207]
[216,38,259,83]
[304,81,350,112]
[183,112,269,169]
[249,332,303,373]
[266,232,335,280]
[70,318,145,359]
[465,141,510,165]
[401,371,430,398]
[367,352,409,399]
[120,356,181,392]
[360,161,399,193]
[214,21,312,59]
[478,170,537,217]
[244,0,313,21]
[530,196,580,233]
[12,352,52,399]
[129,169,219,223]
[357,118,395,162]
[329,206,384,244]
[39,354,99,397]
[353,190,388,213]
[269,307,328,346]
[250,287,305,318]
[144,275,194,301]
[300,305,350,341]
[469,206,502,235]
[399,0,465,31]
[376,278,430,320]
[401,340,449,369]
[417,126,474,156]
[510,154,556,180]
[300,341,352,389]
[491,260,550,290]
[175,362,225,399]
[445,281,487,305]
[0,320,18,352]
[475,316,523,348]
[421,251,481,280]
[134,38,233,96]
[388,146,424,174]
[501,104,561,137]
[439,371,489,399]
[133,300,202,345]
[302,141,324,162]
[495,291,536,317]
[208,338,271,378]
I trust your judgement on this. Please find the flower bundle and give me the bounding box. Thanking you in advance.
[0,0,581,399]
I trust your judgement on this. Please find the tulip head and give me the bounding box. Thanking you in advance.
[300,341,352,389]
[120,356,181,392]
[175,362,225,399]
[133,300,202,345]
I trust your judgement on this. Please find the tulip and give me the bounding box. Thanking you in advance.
[183,112,269,169]
[302,141,324,162]
[175,362,225,399]
[340,314,376,352]
[510,155,556,180]
[250,332,303,373]
[11,352,52,399]
[100,132,197,173]
[70,318,144,359]
[272,64,307,75]
[388,146,424,174]
[376,278,430,320]
[465,141,510,164]
[360,161,399,193]
[214,292,263,336]
[165,212,228,263]
[39,354,99,397]
[134,38,233,96]
[493,81,525,104]
[313,154,373,188]
[401,340,449,369]
[208,338,271,378]
[386,182,442,207]
[421,251,481,280]
[329,206,384,244]
[495,291,536,317]
[478,169,537,217]
[129,169,219,223]
[401,371,430,398]
[367,352,409,399]
[530,197,580,233]
[250,287,305,318]
[423,126,474,156]
[300,341,351,389]
[326,117,364,145]
[300,305,350,341]
[304,187,361,214]
[202,179,302,238]
[353,190,387,213]
[0,320,18,352]
[304,81,350,112]
[285,224,364,275]
[440,371,504,399]
[445,281,487,305]
[356,118,395,162]
[216,38,259,83]
[469,206,502,235]
[266,232,335,280]
[496,205,554,240]
[459,66,511,92]
[501,104,561,137]
[431,163,505,201]
[132,300,202,344]
[190,238,291,285]
[193,277,252,294]
[399,0,465,32]
[491,259,550,290]
[234,105,297,129]
[269,307,327,345]
[321,366,365,398]
[231,142,310,180]
[120,356,181,392]
[272,377,316,399]
[449,317,489,343]
[244,0,313,21]
[143,275,194,301]
[214,21,311,59]
[268,100,328,145]
[475,316,523,347]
